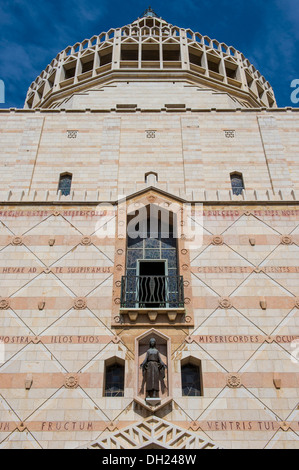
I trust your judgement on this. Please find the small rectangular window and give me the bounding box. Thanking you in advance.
[105,362,125,397]
[58,173,72,196]
[230,172,245,196]
[181,361,203,397]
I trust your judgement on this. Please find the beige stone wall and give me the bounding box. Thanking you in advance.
[63,82,243,110]
[0,198,298,449]
[0,109,299,197]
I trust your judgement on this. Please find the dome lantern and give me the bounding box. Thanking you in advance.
[140,6,159,19]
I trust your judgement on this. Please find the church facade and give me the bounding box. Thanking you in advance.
[0,9,299,449]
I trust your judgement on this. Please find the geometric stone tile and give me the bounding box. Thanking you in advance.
[223,214,281,265]
[202,209,243,235]
[26,388,110,449]
[0,343,66,421]
[88,277,114,328]
[11,273,74,335]
[43,308,114,372]
[93,240,115,265]
[231,273,295,335]
[261,244,299,295]
[191,244,253,297]
[0,221,13,250]
[189,227,212,262]
[271,308,299,355]
[80,342,132,421]
[191,274,220,328]
[0,245,44,297]
[291,223,299,236]
[0,395,20,443]
[63,207,116,237]
[52,245,113,297]
[23,214,83,265]
[239,342,299,421]
[195,307,264,371]
[173,344,227,421]
[0,429,42,449]
[0,208,50,236]
[255,208,299,234]
[198,387,279,449]
[265,429,299,449]
[0,308,33,361]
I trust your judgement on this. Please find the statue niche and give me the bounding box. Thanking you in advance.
[137,332,169,405]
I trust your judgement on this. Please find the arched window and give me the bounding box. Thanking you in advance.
[122,205,183,309]
[181,359,203,396]
[58,173,72,196]
[145,172,158,185]
[230,172,244,196]
[104,360,125,397]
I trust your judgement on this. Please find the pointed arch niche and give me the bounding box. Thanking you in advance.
[111,191,194,328]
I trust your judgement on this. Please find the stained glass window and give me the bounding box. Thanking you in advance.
[230,173,244,196]
[58,173,72,196]
[181,362,202,396]
[123,208,182,309]
[105,363,125,397]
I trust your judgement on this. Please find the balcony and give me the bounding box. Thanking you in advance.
[120,275,185,323]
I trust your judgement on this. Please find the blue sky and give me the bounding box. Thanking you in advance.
[0,0,298,108]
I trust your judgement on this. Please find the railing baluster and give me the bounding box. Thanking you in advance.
[121,275,184,309]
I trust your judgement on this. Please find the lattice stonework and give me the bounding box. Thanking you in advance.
[80,417,222,449]
[24,13,276,110]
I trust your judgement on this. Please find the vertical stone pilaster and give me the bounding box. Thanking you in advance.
[258,115,292,192]
[181,117,204,193]
[99,117,121,192]
[13,116,45,192]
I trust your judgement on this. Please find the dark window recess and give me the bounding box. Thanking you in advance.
[231,173,244,196]
[100,52,112,66]
[58,174,72,196]
[181,363,202,396]
[225,66,237,79]
[81,60,94,73]
[163,47,180,61]
[139,261,166,308]
[121,48,138,61]
[64,67,76,80]
[208,60,220,74]
[105,363,125,397]
[142,48,159,61]
[189,53,202,67]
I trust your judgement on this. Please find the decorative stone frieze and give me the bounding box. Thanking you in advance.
[224,130,236,138]
[212,236,224,246]
[11,236,23,246]
[67,130,78,139]
[227,374,242,389]
[74,298,87,310]
[219,298,233,309]
[81,236,92,246]
[65,375,79,389]
[281,236,293,245]
[0,298,10,310]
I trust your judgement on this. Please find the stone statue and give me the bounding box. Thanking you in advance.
[140,338,167,398]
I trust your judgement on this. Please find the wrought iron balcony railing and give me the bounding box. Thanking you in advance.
[120,275,185,309]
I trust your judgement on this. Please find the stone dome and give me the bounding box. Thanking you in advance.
[25,8,277,110]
